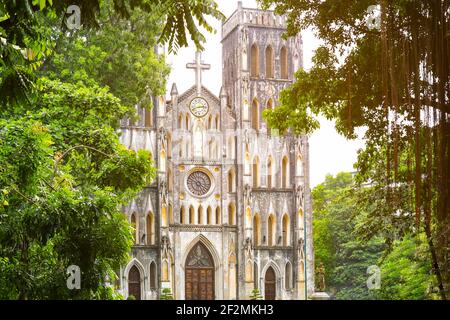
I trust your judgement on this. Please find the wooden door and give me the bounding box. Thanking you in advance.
[264,266,276,300]
[185,243,215,300]
[128,265,141,300]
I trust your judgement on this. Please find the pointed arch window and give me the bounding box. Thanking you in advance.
[228,203,236,225]
[268,214,276,246]
[149,261,157,290]
[285,262,292,290]
[159,150,166,172]
[168,204,173,225]
[131,213,138,245]
[144,107,153,127]
[253,213,261,246]
[267,156,273,189]
[251,44,259,77]
[207,206,213,225]
[180,206,186,224]
[189,206,195,224]
[251,99,259,132]
[147,212,155,244]
[215,207,221,225]
[252,156,260,187]
[282,213,290,246]
[245,207,252,229]
[198,205,203,225]
[281,156,289,188]
[265,46,274,78]
[228,169,236,193]
[280,46,288,79]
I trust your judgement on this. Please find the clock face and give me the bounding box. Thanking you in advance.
[189,97,209,118]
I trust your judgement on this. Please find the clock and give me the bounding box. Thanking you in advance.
[189,97,209,118]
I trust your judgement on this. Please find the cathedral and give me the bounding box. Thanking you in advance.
[116,2,314,300]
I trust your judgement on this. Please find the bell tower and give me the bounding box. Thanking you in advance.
[221,2,314,300]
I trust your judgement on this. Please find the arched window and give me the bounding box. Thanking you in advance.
[169,204,173,225]
[159,150,166,172]
[268,214,276,246]
[251,44,259,77]
[245,207,252,229]
[281,156,289,188]
[244,144,251,174]
[253,213,261,246]
[228,203,236,225]
[266,99,274,137]
[298,209,304,232]
[245,260,253,282]
[189,206,195,224]
[147,212,155,244]
[282,213,290,246]
[215,116,219,130]
[251,99,259,132]
[215,207,221,224]
[198,205,203,225]
[167,134,172,158]
[158,96,165,116]
[207,206,212,225]
[131,213,138,244]
[296,155,303,176]
[252,156,260,187]
[144,107,153,127]
[149,261,157,290]
[178,113,183,129]
[180,206,185,224]
[228,169,235,192]
[265,46,274,78]
[208,114,213,130]
[185,113,190,130]
[280,46,288,79]
[162,260,169,281]
[285,262,292,290]
[161,206,168,228]
[267,156,273,189]
[266,98,273,110]
[167,168,173,192]
[227,136,235,159]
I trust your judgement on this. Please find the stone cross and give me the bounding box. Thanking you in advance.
[186,51,211,96]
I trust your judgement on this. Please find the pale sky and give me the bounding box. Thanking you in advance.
[165,0,365,187]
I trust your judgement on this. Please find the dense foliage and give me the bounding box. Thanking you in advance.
[312,173,385,300]
[260,0,449,299]
[313,172,438,300]
[0,0,224,299]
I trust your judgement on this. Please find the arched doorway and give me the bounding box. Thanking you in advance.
[128,265,141,300]
[264,266,276,300]
[185,242,215,300]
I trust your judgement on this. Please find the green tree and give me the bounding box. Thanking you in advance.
[376,234,438,300]
[260,0,449,299]
[0,0,225,104]
[312,173,385,300]
[0,78,156,299]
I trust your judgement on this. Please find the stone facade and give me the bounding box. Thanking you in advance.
[116,2,314,300]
